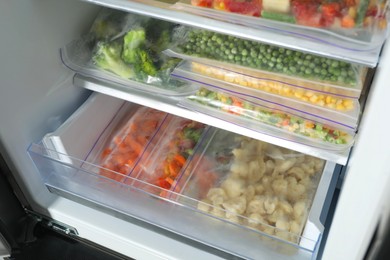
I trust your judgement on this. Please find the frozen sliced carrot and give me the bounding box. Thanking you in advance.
[168,160,181,178]
[131,139,145,156]
[101,148,112,159]
[174,154,186,167]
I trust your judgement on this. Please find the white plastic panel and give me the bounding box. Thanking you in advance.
[82,0,384,66]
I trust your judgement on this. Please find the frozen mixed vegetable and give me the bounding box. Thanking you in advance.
[177,29,359,86]
[189,87,352,144]
[155,120,206,194]
[134,118,207,197]
[190,0,388,31]
[191,62,356,111]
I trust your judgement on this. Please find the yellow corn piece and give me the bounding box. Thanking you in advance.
[305,122,315,129]
[309,95,318,103]
[317,100,325,106]
[336,104,345,111]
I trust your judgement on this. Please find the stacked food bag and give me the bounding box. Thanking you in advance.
[164,27,365,150]
[174,0,388,44]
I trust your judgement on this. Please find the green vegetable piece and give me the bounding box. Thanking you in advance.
[122,29,146,64]
[356,0,369,26]
[184,128,203,142]
[92,41,135,79]
[134,49,158,77]
[206,91,217,100]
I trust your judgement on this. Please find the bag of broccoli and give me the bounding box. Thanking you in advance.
[61,8,192,95]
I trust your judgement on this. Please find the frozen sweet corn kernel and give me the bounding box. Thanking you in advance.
[191,62,355,111]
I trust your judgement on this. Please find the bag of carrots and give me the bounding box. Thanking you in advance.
[98,106,168,182]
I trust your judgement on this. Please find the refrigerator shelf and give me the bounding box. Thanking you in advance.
[74,74,350,165]
[83,0,386,67]
[27,92,338,259]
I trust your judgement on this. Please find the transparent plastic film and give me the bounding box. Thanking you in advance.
[61,8,196,96]
[185,61,362,105]
[83,106,169,183]
[181,87,355,150]
[172,61,360,128]
[172,0,389,46]
[173,129,325,249]
[128,116,209,197]
[165,27,365,88]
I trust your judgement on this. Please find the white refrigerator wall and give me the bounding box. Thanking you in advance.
[0,0,389,259]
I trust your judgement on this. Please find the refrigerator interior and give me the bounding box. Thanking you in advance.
[1,0,390,259]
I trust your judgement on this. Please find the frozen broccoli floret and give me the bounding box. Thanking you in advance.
[135,50,158,77]
[122,29,146,64]
[92,41,135,79]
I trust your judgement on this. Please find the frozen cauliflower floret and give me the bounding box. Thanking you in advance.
[262,175,272,186]
[197,199,212,213]
[247,159,266,183]
[207,188,227,206]
[272,178,288,196]
[288,183,307,201]
[268,209,286,225]
[262,225,275,236]
[299,176,311,189]
[314,158,325,172]
[264,196,278,215]
[210,205,226,218]
[247,195,266,215]
[255,140,268,154]
[293,200,307,219]
[247,213,266,228]
[244,185,256,201]
[276,217,291,231]
[254,183,266,195]
[295,155,306,164]
[221,177,246,198]
[278,200,293,215]
[288,167,306,181]
[289,220,301,234]
[231,148,246,162]
[301,161,316,176]
[286,176,298,186]
[273,158,297,177]
[265,160,275,175]
[222,196,247,216]
[230,161,249,178]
